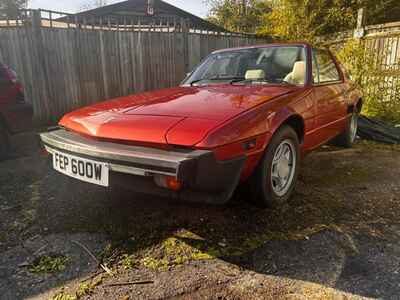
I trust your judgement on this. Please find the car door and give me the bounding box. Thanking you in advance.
[312,49,348,144]
[0,65,12,108]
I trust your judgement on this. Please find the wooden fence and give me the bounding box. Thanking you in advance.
[0,9,271,122]
[324,16,400,75]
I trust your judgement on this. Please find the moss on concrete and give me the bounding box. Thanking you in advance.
[29,254,69,274]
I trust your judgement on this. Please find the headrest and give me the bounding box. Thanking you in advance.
[245,69,265,80]
[291,61,306,84]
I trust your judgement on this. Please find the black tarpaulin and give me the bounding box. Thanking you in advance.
[358,115,400,144]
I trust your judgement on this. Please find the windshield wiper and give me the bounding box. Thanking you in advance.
[190,78,214,86]
[230,78,270,85]
[190,77,245,86]
[231,78,296,85]
[278,79,295,85]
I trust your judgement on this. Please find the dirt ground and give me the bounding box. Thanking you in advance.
[1,132,400,300]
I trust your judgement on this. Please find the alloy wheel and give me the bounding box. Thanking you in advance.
[270,139,297,197]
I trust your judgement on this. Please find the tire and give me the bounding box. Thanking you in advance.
[249,125,300,208]
[0,125,10,160]
[333,112,359,148]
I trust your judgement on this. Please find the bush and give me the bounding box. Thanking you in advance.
[336,39,400,123]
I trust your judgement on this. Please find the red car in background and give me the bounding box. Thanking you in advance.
[40,43,362,207]
[0,62,33,159]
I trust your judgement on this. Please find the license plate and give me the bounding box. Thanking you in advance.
[52,151,109,187]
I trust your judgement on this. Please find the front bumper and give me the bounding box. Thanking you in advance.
[40,129,246,204]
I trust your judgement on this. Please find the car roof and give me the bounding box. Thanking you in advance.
[212,42,312,54]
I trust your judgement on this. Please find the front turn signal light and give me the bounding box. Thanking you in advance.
[154,175,182,191]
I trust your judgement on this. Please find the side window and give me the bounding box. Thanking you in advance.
[314,50,341,83]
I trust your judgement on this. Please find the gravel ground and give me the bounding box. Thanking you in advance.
[0,132,400,300]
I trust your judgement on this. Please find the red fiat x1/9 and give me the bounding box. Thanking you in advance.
[40,43,362,207]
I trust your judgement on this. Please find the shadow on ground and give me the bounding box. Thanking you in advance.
[1,135,400,300]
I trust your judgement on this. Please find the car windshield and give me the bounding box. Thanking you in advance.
[183,46,307,86]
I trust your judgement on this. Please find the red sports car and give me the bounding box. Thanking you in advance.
[40,43,362,207]
[0,62,33,159]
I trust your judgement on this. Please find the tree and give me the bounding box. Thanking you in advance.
[362,0,400,25]
[0,0,28,18]
[259,0,400,41]
[259,0,359,41]
[205,0,271,33]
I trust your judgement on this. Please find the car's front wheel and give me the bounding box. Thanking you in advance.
[0,125,10,160]
[249,125,300,208]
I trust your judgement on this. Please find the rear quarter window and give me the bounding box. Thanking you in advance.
[314,50,341,83]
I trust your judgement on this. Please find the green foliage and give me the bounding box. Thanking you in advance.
[206,0,271,33]
[120,254,136,270]
[206,1,400,40]
[336,40,376,87]
[336,39,400,122]
[76,276,103,298]
[256,0,400,41]
[258,0,360,40]
[29,254,69,274]
[51,292,77,300]
[141,230,220,271]
[362,0,400,25]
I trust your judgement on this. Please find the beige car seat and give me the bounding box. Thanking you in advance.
[284,61,306,84]
[245,69,265,80]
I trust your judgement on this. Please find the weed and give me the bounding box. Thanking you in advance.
[51,291,76,300]
[29,254,69,274]
[121,254,136,270]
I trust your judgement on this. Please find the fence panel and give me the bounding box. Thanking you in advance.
[0,9,271,122]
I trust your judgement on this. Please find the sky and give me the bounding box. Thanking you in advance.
[28,0,210,17]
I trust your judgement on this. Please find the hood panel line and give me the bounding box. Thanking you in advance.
[164,117,188,144]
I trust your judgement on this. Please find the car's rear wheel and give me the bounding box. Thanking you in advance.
[249,125,300,208]
[0,125,10,160]
[333,112,359,148]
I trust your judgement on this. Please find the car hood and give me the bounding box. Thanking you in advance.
[59,85,298,146]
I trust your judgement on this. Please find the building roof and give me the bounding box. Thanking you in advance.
[61,0,226,32]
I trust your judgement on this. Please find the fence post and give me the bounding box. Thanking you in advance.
[30,9,54,123]
[354,8,365,39]
[181,18,189,73]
